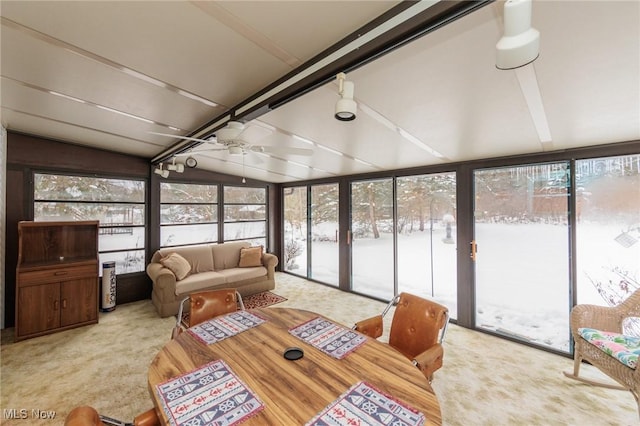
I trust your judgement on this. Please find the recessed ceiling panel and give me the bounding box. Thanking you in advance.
[1,24,222,131]
[2,108,159,158]
[218,1,400,65]
[2,1,638,184]
[532,1,640,148]
[1,1,291,105]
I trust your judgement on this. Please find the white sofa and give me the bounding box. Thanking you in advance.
[146,241,278,317]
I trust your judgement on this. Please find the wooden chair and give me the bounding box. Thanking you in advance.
[563,289,640,413]
[354,292,449,382]
[171,288,245,339]
[65,406,159,426]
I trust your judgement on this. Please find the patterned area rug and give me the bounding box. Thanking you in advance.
[180,291,287,326]
[243,291,287,309]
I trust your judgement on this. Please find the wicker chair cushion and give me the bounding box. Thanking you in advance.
[579,327,640,369]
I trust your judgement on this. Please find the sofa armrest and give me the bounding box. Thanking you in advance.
[146,262,177,291]
[261,253,279,278]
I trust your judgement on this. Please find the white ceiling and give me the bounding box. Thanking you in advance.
[2,1,639,183]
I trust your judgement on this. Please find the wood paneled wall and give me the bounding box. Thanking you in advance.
[3,131,281,328]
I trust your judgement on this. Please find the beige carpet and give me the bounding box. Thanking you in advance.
[1,272,637,425]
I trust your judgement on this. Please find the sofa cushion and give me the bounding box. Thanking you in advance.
[239,246,263,267]
[160,253,191,280]
[159,244,214,273]
[212,241,250,270]
[175,271,227,296]
[217,266,268,282]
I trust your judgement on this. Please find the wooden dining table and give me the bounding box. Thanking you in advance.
[147,307,442,425]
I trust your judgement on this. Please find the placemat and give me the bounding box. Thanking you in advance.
[155,359,264,426]
[305,381,425,426]
[289,316,367,359]
[187,310,266,345]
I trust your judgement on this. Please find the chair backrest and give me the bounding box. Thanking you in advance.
[65,406,159,426]
[620,288,640,318]
[65,406,103,426]
[187,288,242,327]
[388,292,449,360]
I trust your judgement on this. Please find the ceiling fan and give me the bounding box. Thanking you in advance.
[151,121,314,161]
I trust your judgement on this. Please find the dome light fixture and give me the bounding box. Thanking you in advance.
[185,156,198,168]
[216,121,245,141]
[335,72,356,121]
[496,0,540,70]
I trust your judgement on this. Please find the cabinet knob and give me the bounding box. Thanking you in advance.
[62,299,67,309]
[53,300,59,310]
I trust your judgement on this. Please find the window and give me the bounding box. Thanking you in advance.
[34,173,145,274]
[351,178,394,300]
[160,182,217,247]
[283,186,308,274]
[397,172,457,319]
[223,186,267,247]
[311,183,339,286]
[474,163,571,351]
[576,155,640,324]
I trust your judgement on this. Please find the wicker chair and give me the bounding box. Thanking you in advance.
[563,289,640,413]
[354,292,449,382]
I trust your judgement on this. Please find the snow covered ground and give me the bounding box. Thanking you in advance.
[287,221,638,352]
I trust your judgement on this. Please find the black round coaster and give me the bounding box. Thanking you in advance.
[283,347,304,361]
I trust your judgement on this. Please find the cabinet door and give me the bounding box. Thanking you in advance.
[60,277,98,327]
[17,283,61,335]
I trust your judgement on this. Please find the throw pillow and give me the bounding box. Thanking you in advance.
[160,252,191,280]
[239,246,263,268]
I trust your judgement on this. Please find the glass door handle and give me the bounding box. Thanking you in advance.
[470,240,478,261]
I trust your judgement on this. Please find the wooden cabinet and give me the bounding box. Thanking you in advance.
[15,221,99,341]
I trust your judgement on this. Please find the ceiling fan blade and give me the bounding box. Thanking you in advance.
[149,131,214,144]
[239,124,273,142]
[240,152,264,165]
[173,147,227,157]
[251,146,314,156]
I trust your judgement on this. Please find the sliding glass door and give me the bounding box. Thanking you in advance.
[351,179,394,300]
[474,163,571,351]
[283,149,639,356]
[397,173,457,319]
[283,187,307,274]
[310,184,339,286]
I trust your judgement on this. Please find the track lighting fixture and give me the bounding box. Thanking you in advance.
[335,72,356,121]
[167,158,184,173]
[154,163,169,178]
[496,0,540,70]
